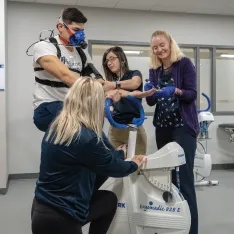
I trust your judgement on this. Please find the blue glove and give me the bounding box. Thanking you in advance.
[144,79,157,91]
[144,82,154,91]
[153,86,176,98]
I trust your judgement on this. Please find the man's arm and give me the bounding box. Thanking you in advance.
[34,41,80,87]
[37,55,80,87]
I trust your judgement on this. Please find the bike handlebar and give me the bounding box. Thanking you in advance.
[198,92,211,112]
[105,95,146,129]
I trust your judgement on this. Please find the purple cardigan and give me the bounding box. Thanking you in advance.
[146,57,200,137]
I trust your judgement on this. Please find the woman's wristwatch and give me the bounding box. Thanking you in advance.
[116,81,121,89]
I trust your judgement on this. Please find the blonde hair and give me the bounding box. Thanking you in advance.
[150,30,185,69]
[46,76,105,146]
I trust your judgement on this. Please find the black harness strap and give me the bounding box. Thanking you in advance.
[34,67,81,74]
[34,67,44,71]
[35,77,69,88]
[34,37,86,87]
[76,47,86,72]
[50,37,61,58]
[68,68,82,74]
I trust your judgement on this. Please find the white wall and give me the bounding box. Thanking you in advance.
[216,60,234,111]
[7,2,234,175]
[0,0,8,189]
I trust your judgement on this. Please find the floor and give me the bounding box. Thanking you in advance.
[0,170,233,234]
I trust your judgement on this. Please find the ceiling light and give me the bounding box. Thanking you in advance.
[220,54,234,58]
[124,50,142,54]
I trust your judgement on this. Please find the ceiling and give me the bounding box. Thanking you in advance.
[8,0,234,16]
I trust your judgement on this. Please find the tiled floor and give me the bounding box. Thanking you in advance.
[0,170,233,234]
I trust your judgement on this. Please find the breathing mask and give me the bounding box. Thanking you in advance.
[69,30,87,49]
[58,16,87,49]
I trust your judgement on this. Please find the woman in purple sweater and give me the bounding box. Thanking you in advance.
[145,30,199,234]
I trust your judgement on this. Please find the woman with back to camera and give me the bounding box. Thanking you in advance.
[31,76,147,234]
[102,46,156,155]
[144,30,199,234]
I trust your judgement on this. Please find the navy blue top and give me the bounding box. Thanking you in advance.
[146,57,199,137]
[34,127,138,224]
[155,68,184,128]
[112,70,143,124]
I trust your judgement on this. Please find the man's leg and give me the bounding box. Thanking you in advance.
[172,127,198,234]
[33,101,63,132]
[85,190,118,234]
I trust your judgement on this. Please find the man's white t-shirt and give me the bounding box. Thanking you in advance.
[33,35,93,109]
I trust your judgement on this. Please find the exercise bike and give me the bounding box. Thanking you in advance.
[194,93,219,186]
[82,95,191,234]
[218,124,234,143]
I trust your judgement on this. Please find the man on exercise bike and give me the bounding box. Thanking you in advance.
[33,7,107,132]
[33,7,154,132]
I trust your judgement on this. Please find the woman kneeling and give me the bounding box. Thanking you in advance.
[31,76,146,234]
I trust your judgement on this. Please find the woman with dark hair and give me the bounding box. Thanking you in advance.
[102,46,155,155]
